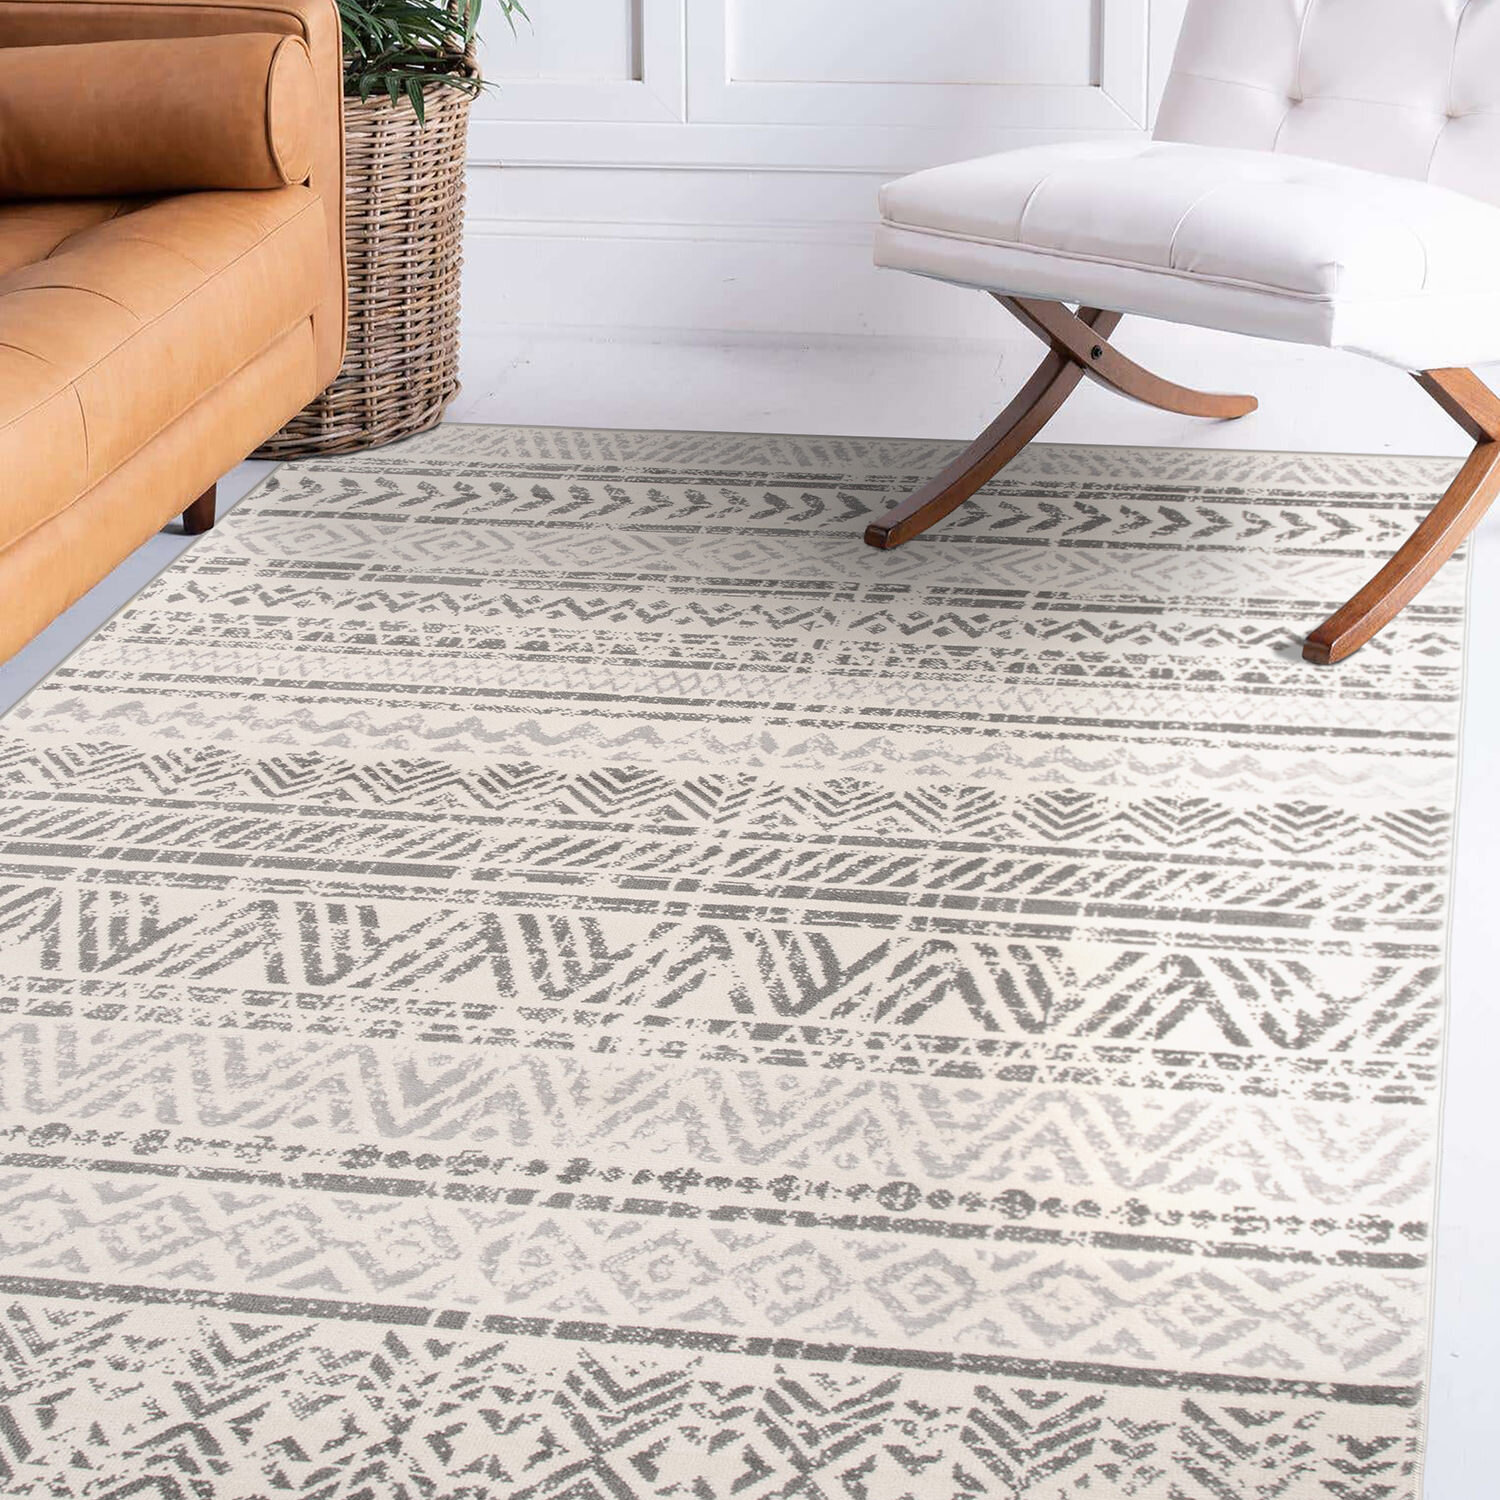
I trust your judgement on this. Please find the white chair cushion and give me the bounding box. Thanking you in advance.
[875,139,1500,370]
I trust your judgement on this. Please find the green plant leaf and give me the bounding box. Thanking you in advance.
[336,0,513,123]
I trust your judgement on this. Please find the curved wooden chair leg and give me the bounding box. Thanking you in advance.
[1000,296,1258,419]
[865,309,1121,549]
[1304,369,1500,664]
[865,298,1258,549]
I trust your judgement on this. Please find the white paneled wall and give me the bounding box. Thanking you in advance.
[464,0,1188,339]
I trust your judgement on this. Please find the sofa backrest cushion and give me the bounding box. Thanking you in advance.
[1155,0,1500,207]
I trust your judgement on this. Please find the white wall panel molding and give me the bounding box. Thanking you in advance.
[470,215,873,247]
[475,0,684,123]
[467,120,1115,173]
[464,162,896,246]
[472,0,1161,172]
[464,1,1189,340]
[688,0,1148,131]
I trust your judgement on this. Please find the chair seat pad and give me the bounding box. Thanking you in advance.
[876,140,1500,369]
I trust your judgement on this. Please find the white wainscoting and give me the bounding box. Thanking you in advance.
[458,0,1483,457]
[463,1,1184,341]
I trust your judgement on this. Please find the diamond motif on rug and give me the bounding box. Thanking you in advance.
[0,427,1461,1498]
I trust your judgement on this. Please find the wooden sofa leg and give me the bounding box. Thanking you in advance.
[182,483,217,535]
[1303,369,1500,664]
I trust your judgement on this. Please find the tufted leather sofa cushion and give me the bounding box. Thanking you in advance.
[0,188,325,555]
[0,0,349,667]
[0,200,128,275]
[875,138,1500,369]
[1155,0,1500,206]
[0,0,347,390]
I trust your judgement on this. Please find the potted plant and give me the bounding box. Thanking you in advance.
[257,0,525,456]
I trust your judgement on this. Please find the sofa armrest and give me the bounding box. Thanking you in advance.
[0,0,347,383]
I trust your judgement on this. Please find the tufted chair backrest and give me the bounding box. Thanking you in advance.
[1154,0,1500,205]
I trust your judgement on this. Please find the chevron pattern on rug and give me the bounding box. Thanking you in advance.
[0,427,1465,1498]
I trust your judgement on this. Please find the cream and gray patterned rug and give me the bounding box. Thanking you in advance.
[0,426,1466,1498]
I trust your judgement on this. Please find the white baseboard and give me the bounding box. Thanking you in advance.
[458,205,1479,459]
[456,320,1473,461]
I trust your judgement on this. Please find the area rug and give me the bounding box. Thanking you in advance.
[0,426,1467,1498]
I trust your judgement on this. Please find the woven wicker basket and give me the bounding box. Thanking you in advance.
[255,70,475,458]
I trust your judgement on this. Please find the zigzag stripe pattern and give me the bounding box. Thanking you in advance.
[0,979,1444,1104]
[0,426,1464,1496]
[0,784,1454,907]
[0,1022,1441,1204]
[0,1298,1420,1500]
[163,520,1462,613]
[4,694,1454,803]
[0,739,1454,858]
[0,894,1449,1055]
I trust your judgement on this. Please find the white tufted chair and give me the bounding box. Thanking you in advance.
[870,0,1500,663]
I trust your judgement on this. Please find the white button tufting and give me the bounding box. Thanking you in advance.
[875,139,1500,369]
[873,0,1500,369]
[1155,0,1500,207]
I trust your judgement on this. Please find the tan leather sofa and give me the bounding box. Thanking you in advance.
[0,0,346,662]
